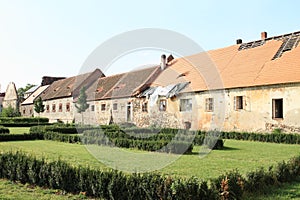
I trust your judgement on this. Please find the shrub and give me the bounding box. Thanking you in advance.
[0,126,9,134]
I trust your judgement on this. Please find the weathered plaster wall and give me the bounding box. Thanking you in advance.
[40,97,74,123]
[196,83,300,132]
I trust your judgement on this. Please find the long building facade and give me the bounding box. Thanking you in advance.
[21,30,300,133]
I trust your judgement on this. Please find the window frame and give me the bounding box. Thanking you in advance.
[159,99,167,111]
[234,96,244,110]
[113,103,118,111]
[205,98,214,112]
[272,98,283,119]
[66,103,70,112]
[142,102,148,112]
[58,103,63,112]
[101,103,106,112]
[52,104,56,112]
[179,98,192,112]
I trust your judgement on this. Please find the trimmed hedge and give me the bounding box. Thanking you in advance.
[221,131,300,144]
[0,133,41,141]
[0,117,49,124]
[0,151,217,199]
[0,117,50,127]
[0,151,299,199]
[0,126,9,134]
[211,155,300,199]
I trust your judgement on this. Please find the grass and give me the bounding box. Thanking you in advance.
[0,179,89,200]
[245,180,300,200]
[8,127,30,134]
[0,139,299,179]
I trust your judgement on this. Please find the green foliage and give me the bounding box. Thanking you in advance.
[221,131,300,144]
[0,151,299,199]
[75,87,89,114]
[0,126,9,134]
[17,83,36,102]
[1,105,20,117]
[33,97,45,114]
[0,117,49,126]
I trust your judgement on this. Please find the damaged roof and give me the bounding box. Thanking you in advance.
[151,31,300,91]
[41,69,104,101]
[88,66,161,100]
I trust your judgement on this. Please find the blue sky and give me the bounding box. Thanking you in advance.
[0,0,299,91]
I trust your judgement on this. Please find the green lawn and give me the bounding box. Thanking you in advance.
[0,179,89,200]
[8,127,30,134]
[0,140,299,180]
[245,180,300,200]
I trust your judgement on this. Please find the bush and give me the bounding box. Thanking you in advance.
[0,126,9,134]
[0,117,49,127]
[0,151,216,199]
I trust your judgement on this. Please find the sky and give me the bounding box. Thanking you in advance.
[0,0,299,92]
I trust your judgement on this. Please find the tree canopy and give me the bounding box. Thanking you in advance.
[34,97,45,114]
[75,86,89,113]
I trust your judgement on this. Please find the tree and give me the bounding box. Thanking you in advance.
[17,83,36,103]
[75,87,89,124]
[34,97,45,115]
[1,105,20,117]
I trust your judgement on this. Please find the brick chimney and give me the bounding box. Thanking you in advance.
[236,39,243,44]
[160,54,166,70]
[261,32,267,40]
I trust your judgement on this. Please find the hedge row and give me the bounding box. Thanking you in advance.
[0,126,9,134]
[221,131,300,144]
[0,151,299,199]
[0,151,217,199]
[83,128,223,152]
[0,133,41,142]
[210,155,300,199]
[30,125,97,134]
[0,117,49,124]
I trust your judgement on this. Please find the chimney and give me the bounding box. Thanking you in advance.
[160,54,166,70]
[236,39,243,44]
[261,31,267,40]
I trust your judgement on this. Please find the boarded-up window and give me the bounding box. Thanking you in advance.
[101,104,106,111]
[180,99,192,112]
[272,99,283,119]
[142,102,148,112]
[205,98,214,112]
[159,99,166,111]
[113,103,118,111]
[234,96,244,110]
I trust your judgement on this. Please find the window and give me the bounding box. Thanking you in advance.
[205,98,214,112]
[159,99,167,111]
[23,109,25,115]
[142,102,148,112]
[58,103,63,112]
[66,103,70,112]
[272,99,283,119]
[30,109,32,114]
[46,105,50,113]
[113,103,118,111]
[101,103,106,111]
[180,99,192,112]
[52,104,56,112]
[91,105,95,111]
[234,96,243,110]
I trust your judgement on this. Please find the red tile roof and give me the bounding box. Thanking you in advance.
[152,31,300,91]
